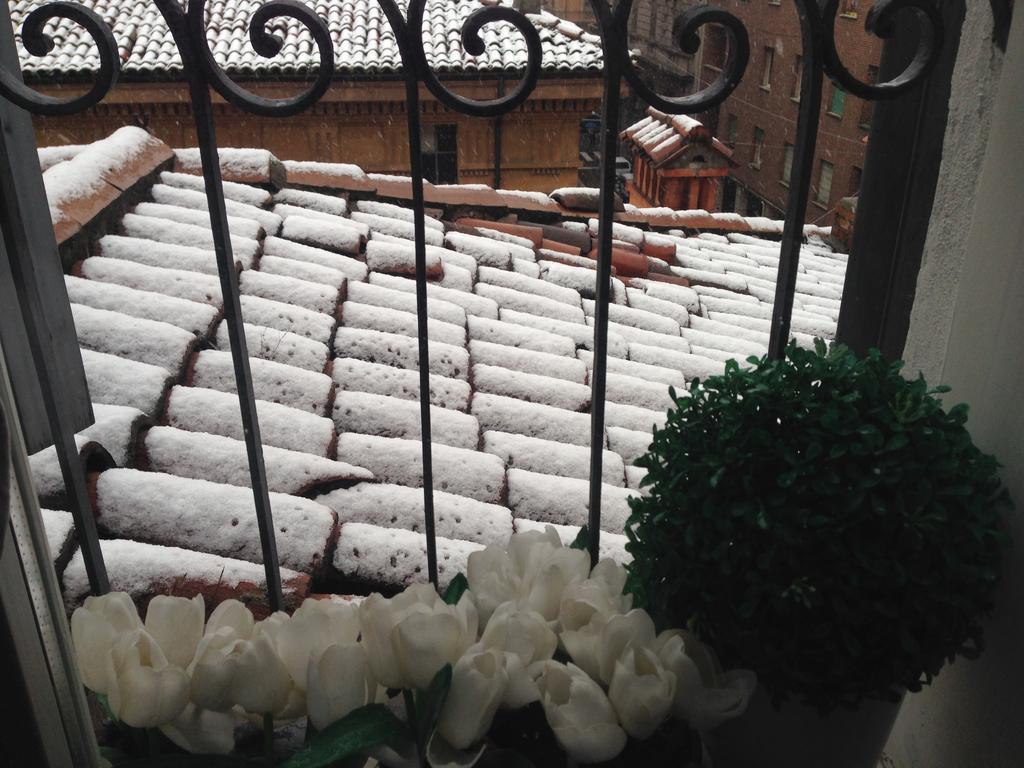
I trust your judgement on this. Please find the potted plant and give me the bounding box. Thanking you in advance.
[625,341,1011,768]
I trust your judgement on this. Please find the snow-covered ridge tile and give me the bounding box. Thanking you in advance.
[97,234,253,274]
[80,349,171,416]
[151,179,278,231]
[335,433,505,504]
[471,392,595,448]
[141,426,370,495]
[472,363,590,412]
[120,213,260,264]
[189,350,334,416]
[214,321,329,374]
[263,236,368,282]
[77,257,222,307]
[364,239,443,278]
[281,215,363,256]
[320,483,512,547]
[354,199,444,231]
[258,255,347,291]
[71,303,195,374]
[240,268,341,316]
[332,522,482,591]
[273,187,348,216]
[333,327,469,380]
[238,295,335,343]
[65,275,219,337]
[354,211,444,246]
[468,340,587,384]
[133,201,263,240]
[513,518,631,565]
[340,302,466,348]
[164,386,335,457]
[332,358,470,412]
[482,431,624,486]
[506,468,635,534]
[333,390,480,450]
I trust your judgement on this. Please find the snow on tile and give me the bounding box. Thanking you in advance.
[625,465,648,490]
[688,346,756,366]
[41,508,75,564]
[476,282,585,324]
[97,234,254,274]
[133,201,263,240]
[513,518,630,565]
[332,357,470,411]
[506,468,635,534]
[587,218,645,247]
[239,295,335,343]
[347,281,466,326]
[471,393,593,447]
[190,350,334,416]
[625,287,690,327]
[627,344,725,382]
[605,401,668,433]
[482,431,623,486]
[353,211,444,246]
[333,327,469,380]
[273,187,347,216]
[588,317,688,355]
[80,349,170,414]
[637,280,701,313]
[333,391,479,450]
[78,257,221,306]
[120,213,260,264]
[467,315,575,357]
[30,434,91,502]
[469,225,536,251]
[62,539,307,612]
[501,309,629,358]
[271,203,359,228]
[335,433,505,504]
[321,483,511,547]
[512,259,541,278]
[582,298,680,335]
[689,315,770,346]
[333,522,482,591]
[281,215,363,255]
[433,244,479,279]
[606,426,653,464]
[364,239,443,277]
[472,363,590,412]
[369,273,499,320]
[576,349,684,388]
[340,302,466,347]
[240,268,340,315]
[64,275,218,337]
[165,386,335,457]
[537,260,605,299]
[72,303,194,373]
[94,469,335,574]
[680,327,766,358]
[150,182,281,234]
[258,255,346,291]
[83,403,148,466]
[142,426,370,494]
[354,200,444,231]
[444,231,513,268]
[158,171,272,208]
[263,236,368,282]
[435,262,474,292]
[601,372,674,411]
[468,340,587,384]
[214,321,329,373]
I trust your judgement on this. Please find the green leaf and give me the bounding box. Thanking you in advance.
[96,692,118,723]
[415,663,454,748]
[442,573,469,605]
[282,704,413,768]
[569,525,590,551]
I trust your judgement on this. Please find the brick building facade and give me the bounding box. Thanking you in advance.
[696,0,881,223]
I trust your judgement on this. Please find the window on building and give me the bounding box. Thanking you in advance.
[761,47,775,89]
[860,65,879,127]
[782,143,794,185]
[828,85,847,118]
[850,165,863,196]
[726,113,738,147]
[421,123,458,184]
[791,55,803,101]
[816,160,835,205]
[746,192,764,217]
[752,127,765,169]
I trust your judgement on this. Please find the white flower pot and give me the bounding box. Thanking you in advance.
[704,684,904,768]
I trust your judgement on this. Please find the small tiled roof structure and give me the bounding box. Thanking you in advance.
[12,0,605,79]
[33,127,845,617]
[622,107,735,168]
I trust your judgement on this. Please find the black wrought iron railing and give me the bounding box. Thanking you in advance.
[0,0,944,607]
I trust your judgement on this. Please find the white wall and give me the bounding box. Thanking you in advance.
[885,7,1024,768]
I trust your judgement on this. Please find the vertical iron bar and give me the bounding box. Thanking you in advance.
[186,75,284,612]
[493,75,504,189]
[767,3,824,359]
[404,77,439,588]
[587,59,624,567]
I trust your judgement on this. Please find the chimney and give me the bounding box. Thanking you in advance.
[830,195,857,253]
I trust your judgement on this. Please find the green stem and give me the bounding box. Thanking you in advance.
[402,690,424,767]
[263,712,275,764]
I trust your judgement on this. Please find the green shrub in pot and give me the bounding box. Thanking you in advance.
[625,341,1011,711]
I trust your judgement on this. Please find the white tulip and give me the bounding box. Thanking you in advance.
[466,546,521,625]
[204,599,254,640]
[596,609,657,685]
[560,613,607,682]
[306,642,376,731]
[293,597,360,646]
[608,645,676,739]
[479,601,557,708]
[534,661,627,764]
[360,583,438,688]
[655,631,757,730]
[190,630,292,716]
[589,558,630,603]
[558,575,631,635]
[160,703,237,755]
[70,592,142,694]
[106,629,190,728]
[436,648,508,749]
[519,545,590,622]
[507,526,563,576]
[145,595,205,669]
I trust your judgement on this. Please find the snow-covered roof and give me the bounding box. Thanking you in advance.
[11,0,605,79]
[622,106,735,167]
[34,127,845,615]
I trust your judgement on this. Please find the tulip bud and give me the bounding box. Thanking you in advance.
[70,592,143,694]
[436,648,509,749]
[534,661,627,764]
[479,601,557,708]
[145,594,205,669]
[608,646,676,739]
[106,629,190,728]
[204,599,254,640]
[467,547,521,626]
[306,643,376,731]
